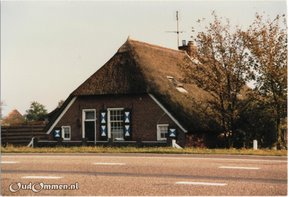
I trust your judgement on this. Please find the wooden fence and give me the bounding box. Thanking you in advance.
[1,124,47,146]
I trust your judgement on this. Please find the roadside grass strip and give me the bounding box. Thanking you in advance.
[93,162,126,166]
[1,161,18,164]
[219,166,260,170]
[2,145,287,156]
[22,176,62,179]
[175,181,227,186]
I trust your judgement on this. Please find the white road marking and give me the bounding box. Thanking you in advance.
[1,161,19,164]
[176,181,227,186]
[93,162,126,166]
[97,156,287,163]
[22,176,62,179]
[219,166,260,170]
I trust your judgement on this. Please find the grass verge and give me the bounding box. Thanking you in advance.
[1,146,287,156]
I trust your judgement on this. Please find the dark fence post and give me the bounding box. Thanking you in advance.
[82,138,87,146]
[136,138,142,147]
[34,137,38,147]
[56,138,63,147]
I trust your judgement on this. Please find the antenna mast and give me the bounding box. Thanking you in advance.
[176,11,180,48]
[166,11,184,48]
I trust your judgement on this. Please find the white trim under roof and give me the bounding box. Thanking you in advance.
[46,96,77,134]
[148,94,188,133]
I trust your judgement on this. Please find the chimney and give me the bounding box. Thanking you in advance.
[182,40,186,46]
[178,40,197,58]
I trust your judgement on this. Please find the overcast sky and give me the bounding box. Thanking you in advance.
[1,0,286,117]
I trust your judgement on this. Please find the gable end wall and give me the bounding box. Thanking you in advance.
[48,94,186,146]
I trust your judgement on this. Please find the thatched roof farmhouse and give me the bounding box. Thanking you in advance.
[44,38,221,147]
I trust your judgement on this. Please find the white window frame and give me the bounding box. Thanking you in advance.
[157,124,169,141]
[61,126,71,141]
[82,109,96,143]
[107,108,124,140]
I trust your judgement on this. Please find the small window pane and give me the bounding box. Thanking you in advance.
[62,126,71,140]
[157,125,168,141]
[64,131,70,138]
[85,111,95,120]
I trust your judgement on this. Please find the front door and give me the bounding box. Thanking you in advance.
[83,109,96,142]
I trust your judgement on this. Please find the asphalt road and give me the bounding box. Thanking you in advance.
[1,153,287,196]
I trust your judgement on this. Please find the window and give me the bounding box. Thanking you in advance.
[108,108,124,141]
[167,76,188,94]
[85,111,95,120]
[62,126,71,140]
[157,124,168,141]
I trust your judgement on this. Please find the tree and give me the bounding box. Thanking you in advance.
[25,101,48,121]
[244,14,287,149]
[236,92,277,148]
[181,12,252,147]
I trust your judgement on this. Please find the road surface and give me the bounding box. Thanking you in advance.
[1,153,287,196]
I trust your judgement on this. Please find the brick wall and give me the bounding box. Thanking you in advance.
[50,93,186,146]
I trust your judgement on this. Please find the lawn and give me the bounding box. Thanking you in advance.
[1,146,287,156]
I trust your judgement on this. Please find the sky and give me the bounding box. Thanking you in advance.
[1,0,286,117]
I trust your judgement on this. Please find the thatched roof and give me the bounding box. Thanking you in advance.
[71,38,220,133]
[1,109,25,126]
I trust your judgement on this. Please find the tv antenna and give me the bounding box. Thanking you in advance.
[166,11,184,48]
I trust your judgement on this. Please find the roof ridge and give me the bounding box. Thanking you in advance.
[126,37,185,54]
